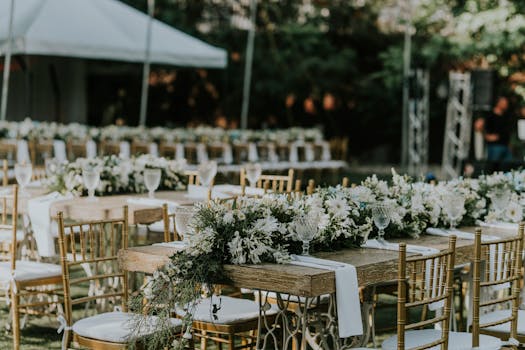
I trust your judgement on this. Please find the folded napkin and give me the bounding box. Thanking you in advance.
[321,141,331,161]
[175,143,185,161]
[53,140,67,162]
[86,140,97,158]
[196,143,208,163]
[289,254,363,338]
[426,227,499,242]
[16,140,30,164]
[478,221,519,231]
[186,185,229,199]
[153,241,188,248]
[149,143,159,157]
[27,192,72,257]
[213,184,265,196]
[267,143,279,162]
[119,141,131,158]
[126,197,179,212]
[289,143,299,163]
[362,239,439,256]
[248,143,259,162]
[304,143,315,162]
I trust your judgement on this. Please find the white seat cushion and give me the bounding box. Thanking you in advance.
[72,311,182,343]
[176,296,278,324]
[0,260,61,283]
[148,220,174,233]
[0,228,24,242]
[479,309,525,334]
[382,329,501,350]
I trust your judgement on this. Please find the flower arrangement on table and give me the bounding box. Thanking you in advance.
[46,154,186,196]
[130,168,525,349]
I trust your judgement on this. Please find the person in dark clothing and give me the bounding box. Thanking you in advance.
[485,96,512,162]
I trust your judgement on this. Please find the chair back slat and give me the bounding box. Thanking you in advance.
[57,206,129,327]
[472,225,524,347]
[248,169,294,194]
[185,170,200,186]
[397,236,456,350]
[0,185,18,269]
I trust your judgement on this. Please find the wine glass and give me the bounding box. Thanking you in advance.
[144,168,161,198]
[245,163,262,188]
[14,163,32,196]
[82,166,100,201]
[174,206,196,243]
[370,202,391,244]
[443,192,465,229]
[489,188,511,220]
[198,161,217,200]
[45,158,60,177]
[295,215,317,256]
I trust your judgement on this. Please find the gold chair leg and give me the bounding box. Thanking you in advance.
[11,289,20,350]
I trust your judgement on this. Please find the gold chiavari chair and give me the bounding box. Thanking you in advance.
[99,140,121,157]
[32,166,47,182]
[57,206,182,349]
[207,144,225,163]
[29,139,54,167]
[66,139,87,160]
[0,141,17,163]
[0,185,63,350]
[158,142,177,158]
[2,159,9,186]
[130,140,150,156]
[240,168,294,194]
[306,179,315,195]
[133,204,180,243]
[185,170,200,186]
[381,237,457,350]
[473,225,525,345]
[342,176,349,188]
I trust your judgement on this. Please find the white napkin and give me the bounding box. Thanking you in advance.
[305,143,315,162]
[16,140,30,164]
[321,141,331,161]
[86,140,97,158]
[148,143,159,157]
[153,241,188,248]
[196,143,208,163]
[186,185,229,199]
[478,221,518,231]
[426,227,500,242]
[119,141,131,158]
[175,143,185,161]
[474,130,485,160]
[268,143,278,162]
[362,239,443,310]
[289,254,362,338]
[213,184,265,196]
[27,192,72,257]
[53,140,67,162]
[289,142,299,163]
[126,197,179,212]
[223,143,233,164]
[248,143,258,162]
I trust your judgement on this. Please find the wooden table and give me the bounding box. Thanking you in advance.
[118,226,517,296]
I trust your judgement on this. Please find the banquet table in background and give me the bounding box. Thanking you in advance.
[118,226,516,350]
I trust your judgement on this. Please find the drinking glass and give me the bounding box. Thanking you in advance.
[45,158,60,177]
[174,206,196,243]
[370,202,391,244]
[443,192,465,229]
[245,163,262,187]
[295,215,317,256]
[144,168,161,198]
[198,160,217,187]
[198,161,217,200]
[490,188,511,219]
[14,163,32,195]
[82,166,100,201]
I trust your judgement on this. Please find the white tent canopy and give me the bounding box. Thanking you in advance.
[0,0,227,68]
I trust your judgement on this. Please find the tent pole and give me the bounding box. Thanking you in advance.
[0,0,15,121]
[139,0,154,127]
[240,0,257,130]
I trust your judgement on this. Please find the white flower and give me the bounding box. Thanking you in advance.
[505,202,522,223]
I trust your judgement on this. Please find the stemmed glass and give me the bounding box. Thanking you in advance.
[45,158,60,177]
[243,163,262,195]
[82,166,100,201]
[489,188,511,221]
[295,215,318,256]
[443,192,465,229]
[198,161,217,200]
[14,163,32,196]
[370,202,391,244]
[174,206,196,243]
[144,168,161,198]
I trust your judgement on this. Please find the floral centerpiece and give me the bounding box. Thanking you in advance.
[46,154,186,196]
